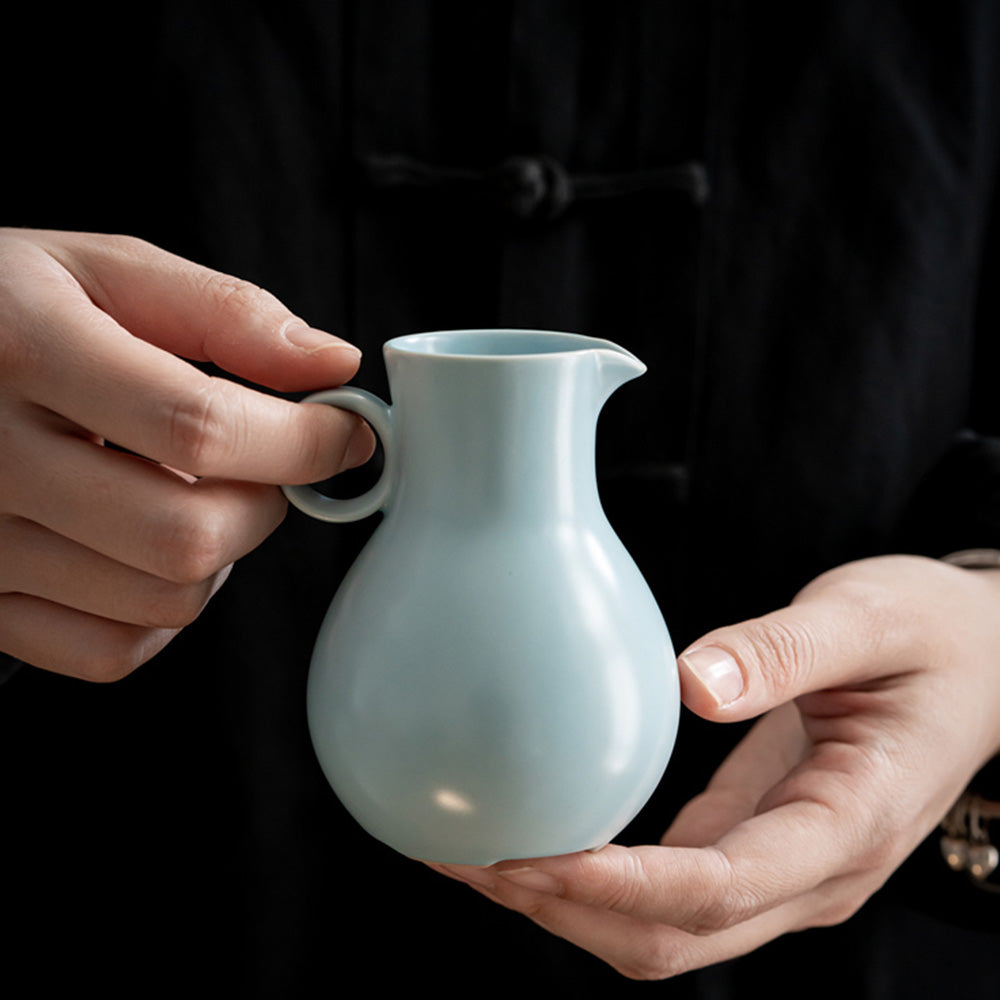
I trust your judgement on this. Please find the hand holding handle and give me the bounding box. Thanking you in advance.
[282,388,394,522]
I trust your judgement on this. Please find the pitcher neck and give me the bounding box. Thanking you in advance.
[386,352,606,522]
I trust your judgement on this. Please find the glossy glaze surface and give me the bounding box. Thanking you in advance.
[283,330,679,864]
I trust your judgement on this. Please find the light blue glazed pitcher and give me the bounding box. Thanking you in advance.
[283,329,679,864]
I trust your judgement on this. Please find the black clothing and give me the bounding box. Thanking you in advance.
[2,2,999,995]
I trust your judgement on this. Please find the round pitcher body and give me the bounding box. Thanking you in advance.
[306,512,679,864]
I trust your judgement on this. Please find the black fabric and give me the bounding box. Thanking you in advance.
[2,1,999,995]
[0,653,21,685]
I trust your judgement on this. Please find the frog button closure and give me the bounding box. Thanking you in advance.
[487,154,573,221]
[360,152,710,221]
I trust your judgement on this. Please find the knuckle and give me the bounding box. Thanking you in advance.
[0,314,37,392]
[739,616,818,697]
[687,896,747,935]
[515,894,559,926]
[66,232,161,283]
[72,629,161,683]
[853,824,900,875]
[155,509,230,584]
[140,578,217,629]
[164,379,230,474]
[614,942,686,981]
[804,876,880,929]
[808,895,866,929]
[685,851,759,934]
[294,409,332,483]
[203,271,273,329]
[596,852,656,913]
[827,576,886,626]
[0,334,27,386]
[89,232,155,258]
[81,656,140,684]
[806,746,900,868]
[810,571,890,641]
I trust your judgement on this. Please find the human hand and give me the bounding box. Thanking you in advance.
[0,228,372,680]
[429,555,1000,978]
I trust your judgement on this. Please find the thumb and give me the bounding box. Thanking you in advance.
[32,229,361,392]
[677,579,897,722]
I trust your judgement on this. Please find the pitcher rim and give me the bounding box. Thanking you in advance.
[383,328,641,363]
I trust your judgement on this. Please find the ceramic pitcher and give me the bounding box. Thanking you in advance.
[283,329,679,865]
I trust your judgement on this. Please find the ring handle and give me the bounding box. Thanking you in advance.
[281,388,394,522]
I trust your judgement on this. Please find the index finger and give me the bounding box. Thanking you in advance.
[432,860,821,981]
[24,229,361,392]
[11,272,372,484]
[486,755,877,934]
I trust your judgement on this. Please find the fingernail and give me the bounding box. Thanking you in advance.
[284,323,362,357]
[496,867,563,895]
[678,646,745,707]
[209,563,234,597]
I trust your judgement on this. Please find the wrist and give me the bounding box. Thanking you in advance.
[937,548,1000,888]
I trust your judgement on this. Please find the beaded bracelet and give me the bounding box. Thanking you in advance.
[940,548,1000,570]
[938,548,1000,890]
